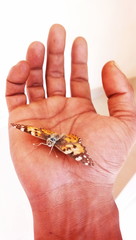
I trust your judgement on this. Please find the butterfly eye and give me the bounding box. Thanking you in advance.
[50,137,56,142]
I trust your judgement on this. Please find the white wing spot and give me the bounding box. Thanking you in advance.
[21,127,25,132]
[64,149,73,154]
[84,162,89,166]
[31,131,36,136]
[75,156,83,161]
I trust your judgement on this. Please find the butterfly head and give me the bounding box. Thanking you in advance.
[46,133,63,147]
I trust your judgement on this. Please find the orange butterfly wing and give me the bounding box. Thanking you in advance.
[11,123,93,166]
[55,134,93,166]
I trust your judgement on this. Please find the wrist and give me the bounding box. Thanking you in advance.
[30,183,122,240]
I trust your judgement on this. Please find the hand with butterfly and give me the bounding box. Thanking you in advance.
[6,24,136,240]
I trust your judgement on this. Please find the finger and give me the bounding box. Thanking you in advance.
[46,24,66,97]
[6,61,30,112]
[26,41,45,102]
[71,37,90,99]
[102,61,136,119]
[70,37,95,111]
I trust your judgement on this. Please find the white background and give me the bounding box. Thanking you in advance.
[0,0,136,239]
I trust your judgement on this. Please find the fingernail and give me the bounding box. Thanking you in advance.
[112,61,121,70]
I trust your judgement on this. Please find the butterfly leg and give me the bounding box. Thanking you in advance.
[33,142,58,158]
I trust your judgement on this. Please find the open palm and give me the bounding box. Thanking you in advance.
[6,25,136,239]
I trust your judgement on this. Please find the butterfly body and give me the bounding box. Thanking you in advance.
[11,123,93,166]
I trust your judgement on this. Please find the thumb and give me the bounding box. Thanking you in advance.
[102,61,136,122]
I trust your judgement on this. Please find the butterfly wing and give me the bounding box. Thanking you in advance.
[55,134,93,166]
[11,123,56,142]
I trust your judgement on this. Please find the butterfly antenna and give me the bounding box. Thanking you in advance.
[33,142,47,147]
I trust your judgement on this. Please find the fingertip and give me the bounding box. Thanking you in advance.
[8,61,30,84]
[102,60,130,98]
[27,41,45,49]
[47,24,66,53]
[26,41,45,68]
[102,60,127,81]
[49,24,66,34]
[72,37,88,63]
[15,60,30,70]
[102,61,116,76]
[72,36,87,46]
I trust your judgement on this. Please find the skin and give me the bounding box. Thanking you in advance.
[6,24,136,239]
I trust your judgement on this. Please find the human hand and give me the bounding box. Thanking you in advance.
[6,24,136,239]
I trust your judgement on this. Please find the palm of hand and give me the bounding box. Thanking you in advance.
[9,94,130,199]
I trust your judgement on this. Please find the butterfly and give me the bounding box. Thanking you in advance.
[11,123,93,166]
